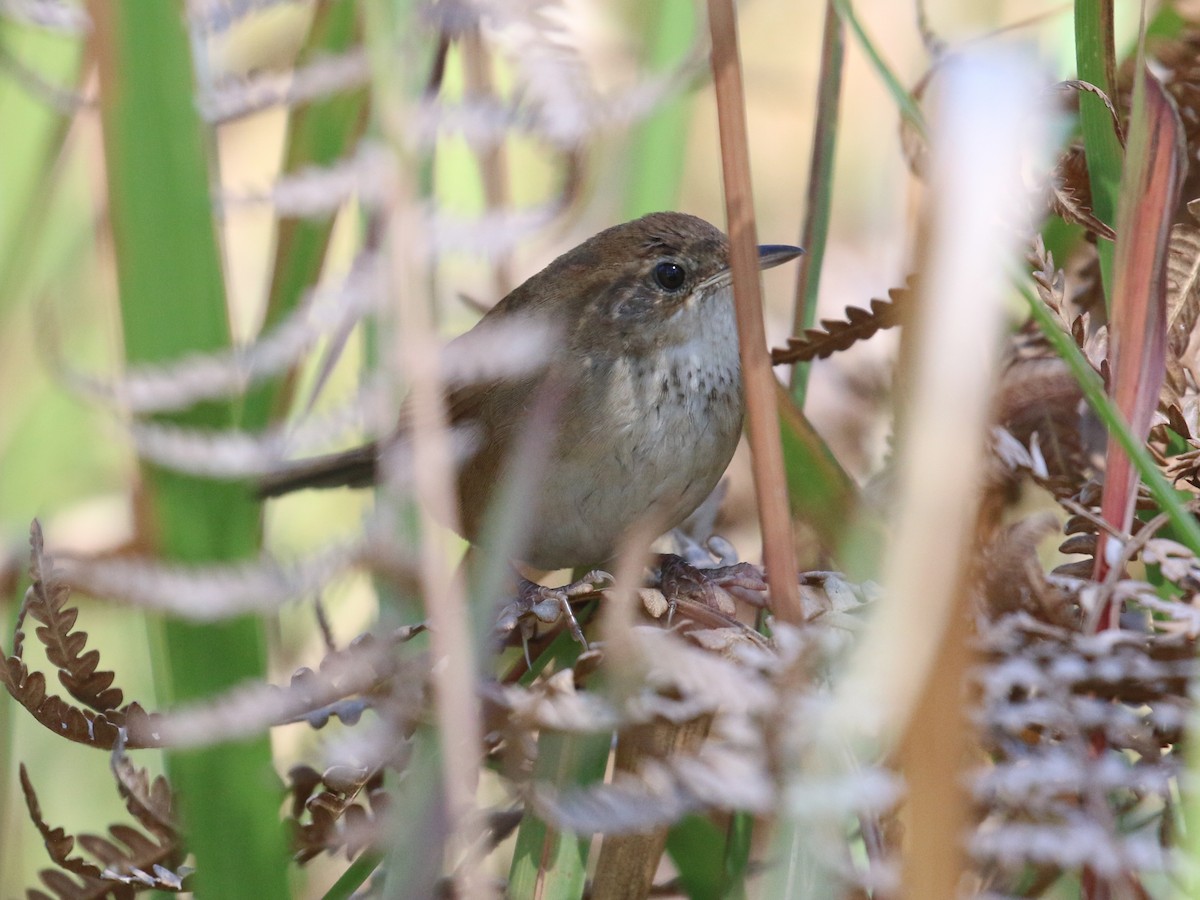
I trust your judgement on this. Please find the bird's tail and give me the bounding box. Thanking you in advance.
[257,442,379,498]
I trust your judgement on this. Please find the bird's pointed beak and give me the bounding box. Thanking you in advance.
[700,244,805,291]
[757,244,805,270]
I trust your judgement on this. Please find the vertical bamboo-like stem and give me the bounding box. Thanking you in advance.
[706,0,802,625]
[89,2,289,896]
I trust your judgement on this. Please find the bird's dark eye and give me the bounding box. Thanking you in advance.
[654,261,687,291]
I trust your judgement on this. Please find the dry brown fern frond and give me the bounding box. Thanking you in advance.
[1049,142,1117,241]
[287,764,387,863]
[25,521,124,713]
[1166,217,1200,359]
[973,613,1191,893]
[0,654,129,750]
[769,287,909,366]
[1164,215,1200,403]
[110,743,178,845]
[21,764,189,899]
[125,623,426,750]
[1,524,157,750]
[993,352,1089,498]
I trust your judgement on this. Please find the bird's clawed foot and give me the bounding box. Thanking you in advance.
[494,554,770,663]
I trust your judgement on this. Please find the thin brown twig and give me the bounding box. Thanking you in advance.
[706,0,802,625]
[373,24,491,899]
[389,198,491,897]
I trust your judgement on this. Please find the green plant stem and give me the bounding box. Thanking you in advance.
[323,852,382,899]
[831,0,926,138]
[790,0,844,407]
[507,730,611,899]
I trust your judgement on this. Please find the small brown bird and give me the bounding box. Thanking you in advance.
[261,212,801,572]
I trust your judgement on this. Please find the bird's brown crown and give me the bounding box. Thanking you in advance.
[491,212,732,354]
[496,213,728,314]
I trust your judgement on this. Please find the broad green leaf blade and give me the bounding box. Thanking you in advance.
[775,380,864,556]
[664,814,726,900]
[508,730,610,899]
[90,3,289,896]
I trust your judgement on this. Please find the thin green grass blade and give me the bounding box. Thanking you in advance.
[720,811,752,900]
[790,0,844,407]
[90,4,289,896]
[1020,282,1200,556]
[323,851,383,899]
[831,0,926,137]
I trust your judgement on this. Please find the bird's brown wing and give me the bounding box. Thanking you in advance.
[258,293,552,499]
[255,371,540,499]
